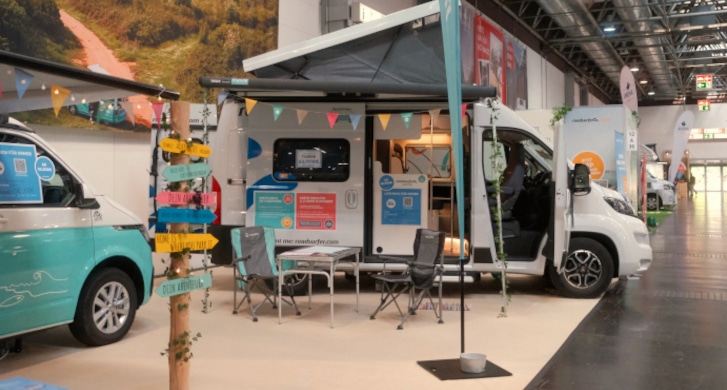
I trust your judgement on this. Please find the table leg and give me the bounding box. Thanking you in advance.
[355,252,360,312]
[308,270,312,309]
[278,261,283,325]
[330,263,334,328]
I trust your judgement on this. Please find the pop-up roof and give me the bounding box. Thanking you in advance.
[0,50,180,115]
[243,2,448,84]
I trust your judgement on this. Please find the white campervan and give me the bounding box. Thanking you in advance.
[197,77,652,299]
[0,117,154,351]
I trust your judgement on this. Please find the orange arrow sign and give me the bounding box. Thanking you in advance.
[158,138,212,158]
[155,233,218,253]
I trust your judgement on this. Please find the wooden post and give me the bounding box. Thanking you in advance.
[168,101,191,390]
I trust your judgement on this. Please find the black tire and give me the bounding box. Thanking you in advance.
[69,268,138,346]
[547,237,614,298]
[647,194,659,211]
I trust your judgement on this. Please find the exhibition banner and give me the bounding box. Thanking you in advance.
[474,15,506,103]
[505,37,528,110]
[668,110,695,183]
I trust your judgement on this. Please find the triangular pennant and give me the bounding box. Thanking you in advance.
[378,113,391,130]
[151,102,165,128]
[349,114,361,130]
[400,112,413,128]
[14,68,33,99]
[245,98,258,115]
[461,103,467,119]
[296,109,308,125]
[50,85,70,117]
[428,109,441,128]
[119,100,135,126]
[272,105,284,121]
[217,91,229,106]
[326,112,339,128]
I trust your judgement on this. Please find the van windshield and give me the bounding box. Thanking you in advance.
[522,140,552,170]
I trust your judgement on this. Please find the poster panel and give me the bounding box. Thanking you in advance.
[505,36,528,110]
[474,15,506,103]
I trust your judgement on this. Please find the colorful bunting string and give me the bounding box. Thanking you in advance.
[326,112,339,129]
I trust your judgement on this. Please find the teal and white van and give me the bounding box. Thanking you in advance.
[0,116,153,349]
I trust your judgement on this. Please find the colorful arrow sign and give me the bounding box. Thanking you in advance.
[156,191,217,206]
[162,162,211,182]
[156,273,212,298]
[159,138,212,158]
[155,233,219,252]
[157,208,217,224]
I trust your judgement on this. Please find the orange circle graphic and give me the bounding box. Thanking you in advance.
[572,151,605,180]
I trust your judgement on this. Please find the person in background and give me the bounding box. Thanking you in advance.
[688,173,697,198]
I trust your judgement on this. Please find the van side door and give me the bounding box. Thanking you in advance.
[548,120,572,269]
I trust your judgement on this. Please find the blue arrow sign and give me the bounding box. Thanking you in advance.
[156,273,212,298]
[157,208,217,224]
[162,163,211,182]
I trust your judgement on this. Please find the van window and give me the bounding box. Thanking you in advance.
[0,134,78,207]
[273,138,350,182]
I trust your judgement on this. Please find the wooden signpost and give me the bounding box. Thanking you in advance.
[157,208,217,224]
[159,137,212,158]
[156,191,217,206]
[162,162,212,182]
[155,233,219,253]
[156,273,213,298]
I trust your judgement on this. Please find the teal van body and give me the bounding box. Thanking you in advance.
[0,117,153,347]
[68,99,128,125]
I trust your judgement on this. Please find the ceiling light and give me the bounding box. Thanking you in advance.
[639,80,648,84]
[630,66,639,72]
[604,26,616,32]
[647,90,655,96]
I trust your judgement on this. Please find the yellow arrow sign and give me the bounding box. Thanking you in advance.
[158,138,212,158]
[155,233,219,253]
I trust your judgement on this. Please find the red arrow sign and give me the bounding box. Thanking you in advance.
[156,191,217,206]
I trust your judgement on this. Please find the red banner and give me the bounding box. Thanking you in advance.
[474,15,506,103]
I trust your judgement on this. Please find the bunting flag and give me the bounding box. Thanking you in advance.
[217,91,229,106]
[349,114,362,130]
[272,105,284,121]
[326,112,339,128]
[245,98,258,115]
[151,102,165,127]
[296,109,308,125]
[50,85,70,116]
[428,109,441,128]
[119,100,135,126]
[401,112,413,128]
[14,68,33,99]
[378,113,391,130]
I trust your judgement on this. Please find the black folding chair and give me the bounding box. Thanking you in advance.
[369,229,445,329]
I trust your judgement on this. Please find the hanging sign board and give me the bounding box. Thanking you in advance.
[698,99,711,111]
[155,233,219,252]
[156,273,212,298]
[159,138,212,158]
[696,74,712,90]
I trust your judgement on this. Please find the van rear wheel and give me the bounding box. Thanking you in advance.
[69,268,138,346]
[548,237,614,298]
[647,194,659,210]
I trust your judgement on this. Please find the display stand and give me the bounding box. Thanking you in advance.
[417,359,512,380]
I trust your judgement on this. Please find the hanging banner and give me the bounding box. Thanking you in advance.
[668,110,694,183]
[474,15,506,103]
[619,66,638,114]
[505,36,528,110]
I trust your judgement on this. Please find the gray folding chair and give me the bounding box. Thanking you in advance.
[231,226,300,322]
[369,228,445,329]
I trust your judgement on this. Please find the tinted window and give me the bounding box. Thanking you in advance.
[273,138,350,182]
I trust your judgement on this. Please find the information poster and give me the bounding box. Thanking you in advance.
[381,189,422,225]
[0,143,42,204]
[615,133,627,195]
[296,193,336,230]
[254,192,295,229]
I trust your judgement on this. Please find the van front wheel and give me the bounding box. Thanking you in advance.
[548,238,614,299]
[69,268,138,346]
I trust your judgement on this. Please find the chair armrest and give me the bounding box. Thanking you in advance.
[231,255,251,266]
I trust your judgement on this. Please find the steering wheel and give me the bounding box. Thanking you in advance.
[534,171,550,186]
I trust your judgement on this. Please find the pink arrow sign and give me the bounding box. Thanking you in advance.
[156,191,217,206]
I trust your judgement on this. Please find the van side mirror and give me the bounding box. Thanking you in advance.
[571,163,591,195]
[75,183,100,209]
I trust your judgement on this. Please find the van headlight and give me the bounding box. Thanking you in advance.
[603,196,638,218]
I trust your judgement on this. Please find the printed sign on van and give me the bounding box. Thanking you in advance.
[0,143,42,204]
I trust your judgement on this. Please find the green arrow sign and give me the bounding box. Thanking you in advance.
[156,273,212,298]
[162,163,211,182]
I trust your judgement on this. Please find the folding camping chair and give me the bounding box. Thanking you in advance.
[231,226,300,322]
[369,228,445,330]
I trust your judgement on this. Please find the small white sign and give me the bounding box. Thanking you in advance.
[296,149,322,169]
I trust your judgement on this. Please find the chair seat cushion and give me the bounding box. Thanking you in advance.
[371,273,411,284]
